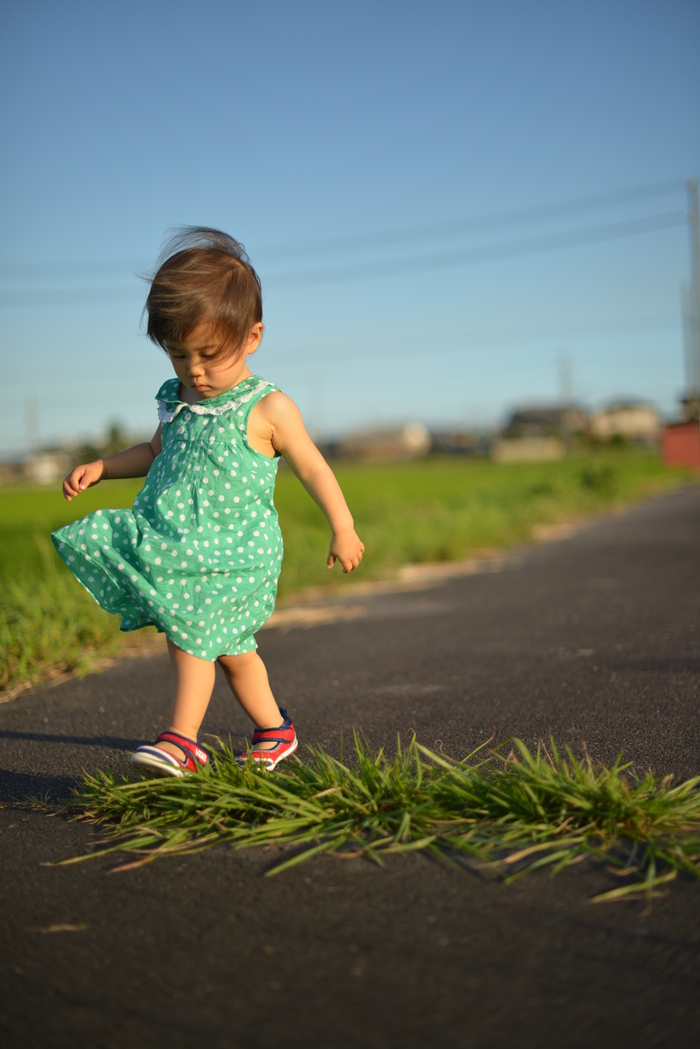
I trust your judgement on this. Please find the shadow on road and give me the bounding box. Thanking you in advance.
[0,769,79,802]
[0,730,142,749]
[611,657,700,674]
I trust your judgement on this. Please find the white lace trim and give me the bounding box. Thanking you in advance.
[156,380,273,423]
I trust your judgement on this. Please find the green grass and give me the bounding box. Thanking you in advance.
[274,451,690,595]
[0,540,123,692]
[0,480,149,583]
[0,450,693,694]
[0,482,159,692]
[65,734,700,903]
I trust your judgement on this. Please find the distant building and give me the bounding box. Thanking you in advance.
[23,451,72,486]
[503,406,589,439]
[0,460,22,486]
[662,422,700,471]
[680,395,700,423]
[493,437,565,463]
[589,402,660,445]
[334,423,431,460]
[430,430,491,456]
[492,404,586,462]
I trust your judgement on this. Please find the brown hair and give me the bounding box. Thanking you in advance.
[145,227,262,356]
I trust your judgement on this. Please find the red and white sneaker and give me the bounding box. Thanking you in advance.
[236,708,298,771]
[130,731,210,778]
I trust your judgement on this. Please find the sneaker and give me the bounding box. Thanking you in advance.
[130,731,210,778]
[236,707,298,771]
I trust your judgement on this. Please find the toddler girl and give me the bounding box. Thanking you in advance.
[53,227,364,776]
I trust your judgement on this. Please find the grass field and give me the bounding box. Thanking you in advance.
[0,450,693,694]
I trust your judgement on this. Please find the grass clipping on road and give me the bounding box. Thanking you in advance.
[66,735,700,903]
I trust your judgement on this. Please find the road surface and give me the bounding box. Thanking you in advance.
[1,486,699,1047]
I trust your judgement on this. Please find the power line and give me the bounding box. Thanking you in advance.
[0,259,148,280]
[0,210,687,307]
[258,177,684,261]
[264,211,686,288]
[0,285,145,308]
[0,314,681,397]
[267,313,681,361]
[0,177,683,281]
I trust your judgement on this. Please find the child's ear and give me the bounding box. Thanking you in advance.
[246,322,264,356]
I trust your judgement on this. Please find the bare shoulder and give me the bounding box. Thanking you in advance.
[248,390,306,458]
[255,390,302,425]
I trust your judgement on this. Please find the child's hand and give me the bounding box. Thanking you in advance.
[327,529,365,573]
[62,460,104,501]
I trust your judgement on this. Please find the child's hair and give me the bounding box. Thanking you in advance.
[145,227,263,355]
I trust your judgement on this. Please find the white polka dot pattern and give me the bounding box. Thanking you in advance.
[52,375,283,660]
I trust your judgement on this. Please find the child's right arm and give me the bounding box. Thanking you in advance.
[62,426,162,501]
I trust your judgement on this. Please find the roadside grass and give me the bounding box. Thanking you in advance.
[65,734,700,904]
[0,535,158,695]
[275,450,689,594]
[0,479,150,582]
[0,451,693,695]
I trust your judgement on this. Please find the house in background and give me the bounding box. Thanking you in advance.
[492,404,588,462]
[14,423,143,487]
[0,450,71,487]
[589,402,660,445]
[493,437,565,462]
[0,460,23,486]
[430,429,491,456]
[662,422,700,470]
[23,451,73,486]
[661,395,700,471]
[503,406,589,440]
[332,423,431,460]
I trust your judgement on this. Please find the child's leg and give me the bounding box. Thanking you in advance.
[156,639,216,759]
[217,650,283,750]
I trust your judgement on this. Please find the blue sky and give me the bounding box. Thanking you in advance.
[1,0,698,455]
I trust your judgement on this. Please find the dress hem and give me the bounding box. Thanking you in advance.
[52,529,263,661]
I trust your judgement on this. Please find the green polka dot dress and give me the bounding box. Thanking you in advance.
[52,375,283,659]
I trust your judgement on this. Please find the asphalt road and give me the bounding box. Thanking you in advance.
[1,486,699,1048]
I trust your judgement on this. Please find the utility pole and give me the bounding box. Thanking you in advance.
[682,283,698,400]
[558,352,574,453]
[25,397,39,454]
[558,352,574,406]
[686,179,700,415]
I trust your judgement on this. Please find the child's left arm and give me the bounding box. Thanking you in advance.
[255,393,364,573]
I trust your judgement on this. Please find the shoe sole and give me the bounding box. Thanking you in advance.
[237,736,298,772]
[265,737,298,771]
[130,752,188,778]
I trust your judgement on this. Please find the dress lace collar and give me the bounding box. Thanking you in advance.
[155,376,272,423]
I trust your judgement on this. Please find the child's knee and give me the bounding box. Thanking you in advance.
[218,649,259,673]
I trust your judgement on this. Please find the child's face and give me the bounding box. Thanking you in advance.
[164,320,263,399]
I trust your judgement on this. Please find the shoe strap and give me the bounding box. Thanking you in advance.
[252,726,294,745]
[156,732,210,766]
